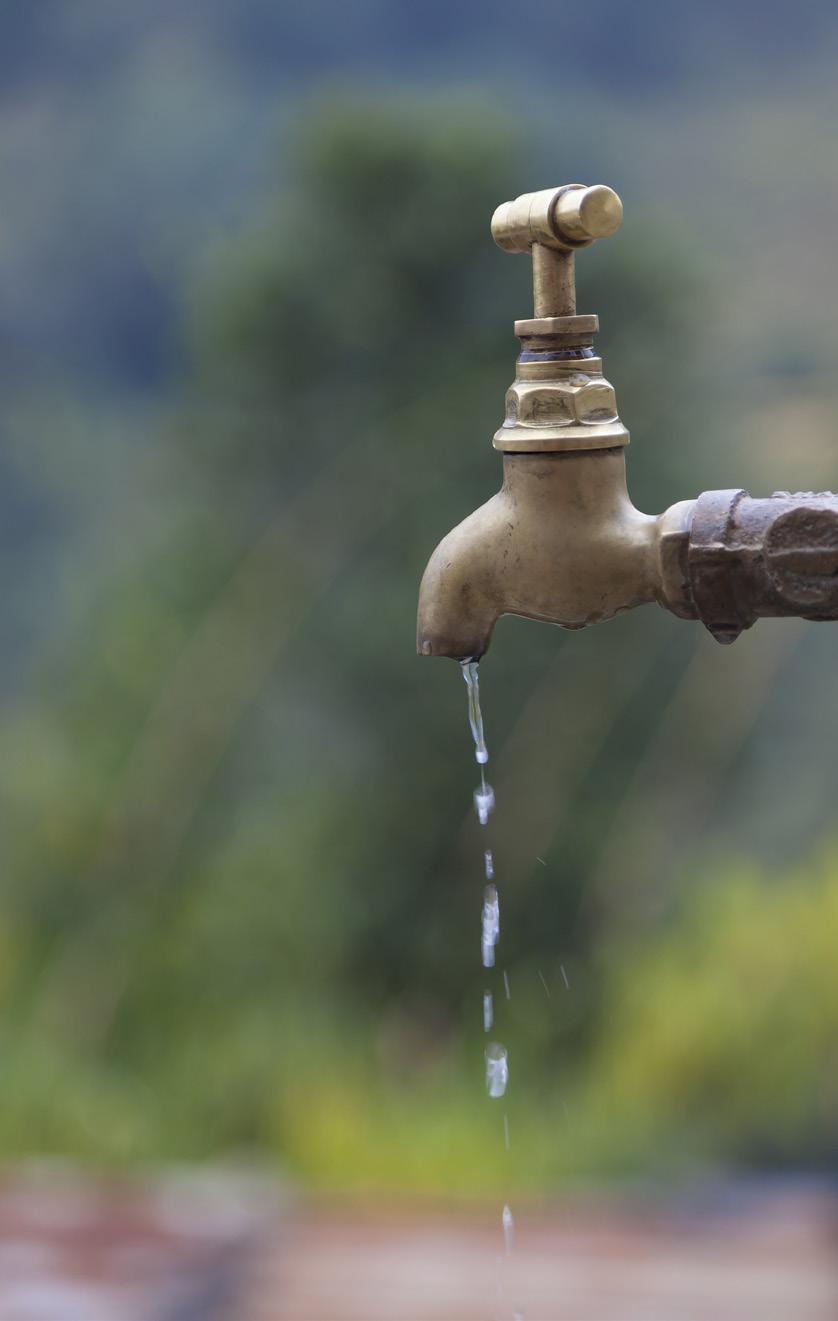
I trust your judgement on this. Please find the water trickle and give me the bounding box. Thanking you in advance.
[482,884,500,968]
[483,991,494,1033]
[485,1043,509,1099]
[461,660,489,765]
[459,659,521,1319]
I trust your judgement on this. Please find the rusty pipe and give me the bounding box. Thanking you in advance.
[680,489,838,643]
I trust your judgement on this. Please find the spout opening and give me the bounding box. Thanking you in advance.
[417,631,489,662]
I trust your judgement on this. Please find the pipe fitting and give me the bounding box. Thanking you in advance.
[494,354,629,453]
[685,489,838,643]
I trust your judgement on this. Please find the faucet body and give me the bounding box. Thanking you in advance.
[417,184,838,659]
[418,449,661,658]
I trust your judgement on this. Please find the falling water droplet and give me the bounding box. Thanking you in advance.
[503,970,511,1000]
[474,779,495,826]
[484,849,494,879]
[483,991,493,1033]
[485,1043,509,1099]
[482,884,500,968]
[502,1204,515,1254]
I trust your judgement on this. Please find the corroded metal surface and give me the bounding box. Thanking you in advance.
[687,489,838,643]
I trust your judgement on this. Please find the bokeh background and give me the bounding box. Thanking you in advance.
[3,2,838,1315]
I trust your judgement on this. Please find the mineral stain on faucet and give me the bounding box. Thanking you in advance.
[417,182,838,659]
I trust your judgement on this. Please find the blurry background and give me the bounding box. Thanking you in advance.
[3,1,838,1316]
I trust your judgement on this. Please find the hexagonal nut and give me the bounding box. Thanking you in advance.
[502,375,621,431]
[574,378,619,426]
[504,383,575,429]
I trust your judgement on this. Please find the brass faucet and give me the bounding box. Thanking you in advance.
[416,182,838,659]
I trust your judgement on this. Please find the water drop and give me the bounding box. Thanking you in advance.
[484,849,494,879]
[474,780,495,826]
[502,1204,515,1254]
[483,991,493,1033]
[485,1043,509,1099]
[481,884,500,968]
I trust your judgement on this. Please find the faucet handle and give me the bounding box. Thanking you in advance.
[491,185,623,254]
[492,184,623,320]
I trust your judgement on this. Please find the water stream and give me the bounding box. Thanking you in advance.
[461,658,522,1320]
[484,990,494,1033]
[463,659,489,766]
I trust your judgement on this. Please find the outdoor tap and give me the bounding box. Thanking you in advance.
[416,183,838,658]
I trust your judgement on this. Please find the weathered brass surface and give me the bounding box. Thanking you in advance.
[417,181,838,659]
[532,244,577,318]
[494,356,628,452]
[418,450,662,658]
[490,184,623,255]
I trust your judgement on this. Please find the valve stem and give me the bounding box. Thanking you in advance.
[532,246,576,318]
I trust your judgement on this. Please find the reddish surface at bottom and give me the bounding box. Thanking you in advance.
[0,1167,836,1321]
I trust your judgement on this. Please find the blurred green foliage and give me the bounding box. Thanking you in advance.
[566,848,838,1179]
[1,88,838,1196]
